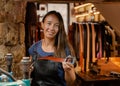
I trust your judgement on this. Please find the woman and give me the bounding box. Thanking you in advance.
[29,10,76,86]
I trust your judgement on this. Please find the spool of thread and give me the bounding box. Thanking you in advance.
[20,57,31,79]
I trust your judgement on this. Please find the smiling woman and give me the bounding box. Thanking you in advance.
[41,13,59,40]
[28,10,76,86]
[0,1,120,86]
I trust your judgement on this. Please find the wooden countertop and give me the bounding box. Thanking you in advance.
[76,57,120,82]
[98,57,120,74]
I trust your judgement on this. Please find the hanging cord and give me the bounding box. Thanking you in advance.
[0,67,16,81]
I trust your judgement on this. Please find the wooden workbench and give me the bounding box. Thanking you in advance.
[76,57,120,86]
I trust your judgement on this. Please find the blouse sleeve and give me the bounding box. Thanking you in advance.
[28,41,41,56]
[28,43,36,57]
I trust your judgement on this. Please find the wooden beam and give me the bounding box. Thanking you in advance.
[16,0,120,2]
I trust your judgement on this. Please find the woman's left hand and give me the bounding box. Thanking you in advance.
[62,62,74,71]
[62,62,76,86]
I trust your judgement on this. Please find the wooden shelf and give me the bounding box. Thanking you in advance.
[74,3,105,22]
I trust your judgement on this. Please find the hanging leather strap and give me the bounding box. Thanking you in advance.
[86,23,90,72]
[83,24,87,72]
[91,23,96,62]
[79,24,84,72]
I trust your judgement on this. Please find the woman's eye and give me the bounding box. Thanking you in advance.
[55,24,59,27]
[47,23,51,25]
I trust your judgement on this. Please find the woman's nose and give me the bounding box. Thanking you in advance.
[49,24,55,30]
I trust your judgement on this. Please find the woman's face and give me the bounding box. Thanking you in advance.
[42,14,59,39]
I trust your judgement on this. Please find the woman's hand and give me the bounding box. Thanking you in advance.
[62,62,76,86]
[62,62,74,71]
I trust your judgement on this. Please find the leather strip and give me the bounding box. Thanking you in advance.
[83,24,87,72]
[89,23,92,67]
[105,25,115,56]
[86,23,90,72]
[75,23,80,60]
[96,24,102,59]
[91,23,96,62]
[79,24,84,72]
[37,56,65,62]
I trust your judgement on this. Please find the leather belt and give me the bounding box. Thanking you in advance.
[83,24,87,72]
[37,56,76,65]
[86,23,90,72]
[79,24,84,72]
[91,23,96,62]
[37,56,65,62]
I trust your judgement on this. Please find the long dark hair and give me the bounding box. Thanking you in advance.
[42,11,75,58]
